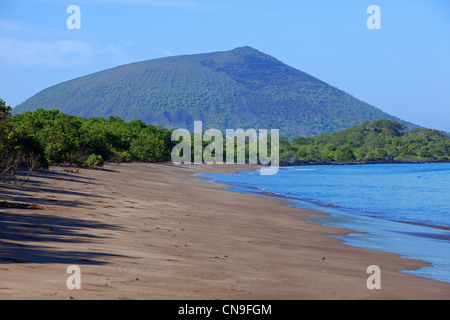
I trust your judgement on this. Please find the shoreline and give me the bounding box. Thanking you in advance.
[197,164,450,232]
[0,162,449,299]
[223,183,450,232]
[197,165,450,284]
[200,170,450,283]
[280,159,450,167]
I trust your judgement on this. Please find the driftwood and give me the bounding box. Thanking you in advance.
[0,201,42,210]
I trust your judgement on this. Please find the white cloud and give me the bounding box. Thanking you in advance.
[152,46,174,57]
[99,42,126,56]
[0,37,93,67]
[0,37,130,67]
[156,47,174,57]
[0,20,28,32]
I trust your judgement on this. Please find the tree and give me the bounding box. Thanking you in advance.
[354,146,369,161]
[85,154,104,167]
[0,98,12,150]
[130,127,171,162]
[319,143,337,161]
[333,145,355,161]
[0,100,46,184]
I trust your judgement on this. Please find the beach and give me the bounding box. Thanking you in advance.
[0,162,449,300]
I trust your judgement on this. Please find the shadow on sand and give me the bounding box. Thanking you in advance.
[0,210,123,265]
[0,168,124,265]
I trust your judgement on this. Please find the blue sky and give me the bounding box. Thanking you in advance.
[1,0,449,131]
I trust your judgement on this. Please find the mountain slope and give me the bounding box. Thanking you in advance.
[13,46,415,138]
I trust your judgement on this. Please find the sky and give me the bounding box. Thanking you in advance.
[1,0,449,131]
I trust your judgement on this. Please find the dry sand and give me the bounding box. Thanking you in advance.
[0,162,449,300]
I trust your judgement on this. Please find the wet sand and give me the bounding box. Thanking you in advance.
[0,162,449,299]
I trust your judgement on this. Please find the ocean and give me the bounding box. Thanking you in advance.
[196,163,450,283]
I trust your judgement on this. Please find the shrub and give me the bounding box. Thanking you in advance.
[333,145,355,161]
[117,150,132,162]
[85,154,104,167]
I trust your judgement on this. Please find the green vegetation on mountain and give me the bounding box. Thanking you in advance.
[1,99,449,184]
[13,47,416,138]
[279,119,450,165]
[1,103,176,183]
[9,109,173,167]
[1,99,51,183]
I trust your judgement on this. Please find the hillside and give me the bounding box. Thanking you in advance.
[280,119,450,165]
[13,46,415,138]
[2,103,447,175]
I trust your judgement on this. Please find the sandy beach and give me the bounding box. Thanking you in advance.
[0,162,449,300]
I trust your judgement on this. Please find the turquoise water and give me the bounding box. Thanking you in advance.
[196,163,450,283]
